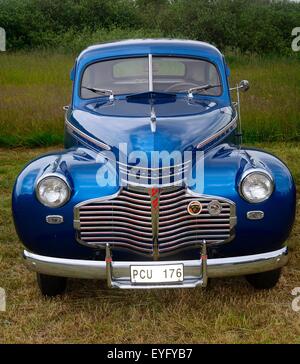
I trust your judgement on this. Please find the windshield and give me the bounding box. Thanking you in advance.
[81,56,222,99]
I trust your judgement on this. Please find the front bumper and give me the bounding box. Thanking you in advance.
[23,246,289,289]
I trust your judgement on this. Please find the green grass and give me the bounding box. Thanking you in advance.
[230,56,300,143]
[0,144,299,344]
[0,52,299,147]
[0,52,73,147]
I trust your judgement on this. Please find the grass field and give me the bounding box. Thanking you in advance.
[0,52,299,146]
[0,143,299,344]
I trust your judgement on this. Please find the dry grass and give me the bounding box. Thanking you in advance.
[0,144,299,344]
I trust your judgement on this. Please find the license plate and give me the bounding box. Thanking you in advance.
[130,264,184,284]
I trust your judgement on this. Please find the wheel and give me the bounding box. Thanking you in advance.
[37,273,67,297]
[245,268,282,290]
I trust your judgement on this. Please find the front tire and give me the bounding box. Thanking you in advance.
[245,268,281,290]
[37,273,67,297]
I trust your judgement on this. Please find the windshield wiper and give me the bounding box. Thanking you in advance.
[187,84,221,98]
[82,86,114,101]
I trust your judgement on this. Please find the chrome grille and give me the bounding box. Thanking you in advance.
[74,187,236,256]
[118,160,191,187]
[75,189,153,253]
[159,188,235,253]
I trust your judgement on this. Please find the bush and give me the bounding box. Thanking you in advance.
[52,27,165,54]
[0,0,300,55]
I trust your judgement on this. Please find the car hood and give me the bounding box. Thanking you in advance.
[68,97,235,158]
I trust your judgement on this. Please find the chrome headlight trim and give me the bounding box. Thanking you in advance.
[36,173,71,208]
[239,168,274,203]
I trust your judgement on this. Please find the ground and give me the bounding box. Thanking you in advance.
[0,143,299,344]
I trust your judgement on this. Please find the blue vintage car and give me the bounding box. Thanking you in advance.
[13,40,296,296]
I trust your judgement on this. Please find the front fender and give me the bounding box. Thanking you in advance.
[194,144,296,257]
[12,148,118,259]
[12,144,296,260]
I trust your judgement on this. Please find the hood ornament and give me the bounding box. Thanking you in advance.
[150,105,156,133]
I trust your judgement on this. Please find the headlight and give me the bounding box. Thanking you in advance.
[36,176,71,207]
[240,170,274,203]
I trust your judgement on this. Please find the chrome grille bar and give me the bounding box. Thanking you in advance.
[119,160,191,187]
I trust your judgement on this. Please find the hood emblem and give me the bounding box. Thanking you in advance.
[187,201,202,216]
[207,200,223,216]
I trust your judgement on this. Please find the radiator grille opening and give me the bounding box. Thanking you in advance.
[74,187,236,256]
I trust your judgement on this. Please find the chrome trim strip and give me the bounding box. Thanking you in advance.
[79,199,152,210]
[159,210,229,221]
[117,159,191,171]
[121,169,189,180]
[196,114,237,149]
[159,216,230,226]
[148,54,153,92]
[122,179,186,188]
[148,187,160,260]
[23,247,289,287]
[74,190,121,210]
[80,216,152,226]
[79,210,152,222]
[239,168,274,185]
[159,234,230,245]
[81,231,152,242]
[159,226,230,237]
[186,188,237,209]
[36,172,71,190]
[65,117,111,151]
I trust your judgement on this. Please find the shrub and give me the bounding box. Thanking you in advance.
[0,0,300,55]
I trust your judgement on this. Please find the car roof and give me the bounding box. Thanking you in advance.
[76,39,224,66]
